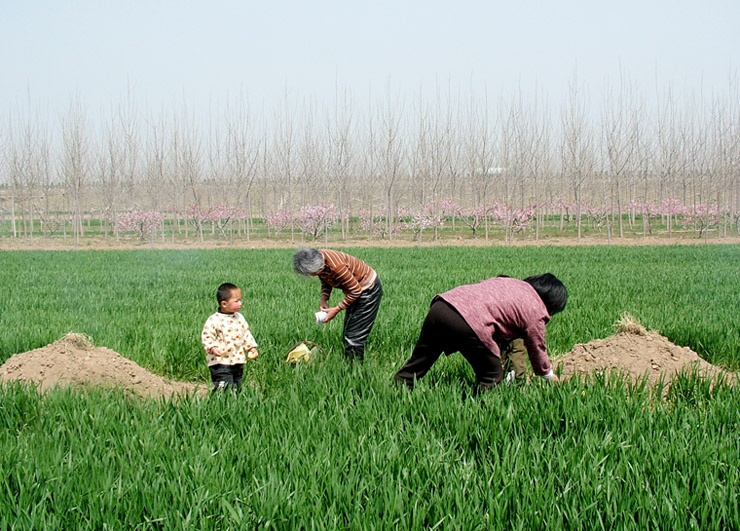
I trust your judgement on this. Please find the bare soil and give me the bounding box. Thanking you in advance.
[556,317,736,388]
[0,333,207,399]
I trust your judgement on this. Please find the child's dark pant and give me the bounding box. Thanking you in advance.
[209,363,244,391]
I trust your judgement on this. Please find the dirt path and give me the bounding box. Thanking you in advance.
[2,234,739,251]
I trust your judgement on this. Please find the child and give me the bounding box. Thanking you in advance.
[201,282,258,391]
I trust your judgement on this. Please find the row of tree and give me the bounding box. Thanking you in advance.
[2,76,739,244]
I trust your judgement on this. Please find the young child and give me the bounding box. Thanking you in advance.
[201,282,258,391]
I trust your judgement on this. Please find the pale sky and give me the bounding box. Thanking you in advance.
[2,0,738,119]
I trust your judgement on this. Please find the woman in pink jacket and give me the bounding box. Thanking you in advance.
[394,273,567,391]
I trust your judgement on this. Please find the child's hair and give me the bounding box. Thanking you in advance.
[523,273,567,316]
[217,282,239,304]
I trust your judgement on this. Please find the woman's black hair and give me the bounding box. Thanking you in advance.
[523,273,567,315]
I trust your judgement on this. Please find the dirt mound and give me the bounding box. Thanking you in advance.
[556,315,735,388]
[0,333,206,398]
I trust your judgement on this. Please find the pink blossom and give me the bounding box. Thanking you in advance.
[584,204,612,230]
[684,203,729,237]
[659,198,687,217]
[297,203,339,240]
[116,210,164,242]
[437,198,458,216]
[398,204,444,236]
[358,209,403,239]
[456,205,487,236]
[185,203,246,236]
[267,211,295,235]
[489,201,535,238]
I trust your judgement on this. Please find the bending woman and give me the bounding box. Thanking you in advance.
[293,248,382,362]
[394,273,567,390]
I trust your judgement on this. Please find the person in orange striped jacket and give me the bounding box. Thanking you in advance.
[293,248,382,362]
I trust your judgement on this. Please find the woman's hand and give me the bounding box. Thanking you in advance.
[322,307,341,323]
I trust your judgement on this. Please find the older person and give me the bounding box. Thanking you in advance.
[394,273,567,390]
[293,248,382,362]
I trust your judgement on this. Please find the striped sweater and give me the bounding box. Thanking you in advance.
[318,249,377,310]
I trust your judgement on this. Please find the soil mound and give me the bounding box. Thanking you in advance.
[0,333,206,398]
[556,315,735,388]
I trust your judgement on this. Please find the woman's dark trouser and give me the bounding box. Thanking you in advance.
[209,363,244,391]
[343,277,383,361]
[394,299,503,389]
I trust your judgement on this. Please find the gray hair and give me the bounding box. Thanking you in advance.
[293,247,325,276]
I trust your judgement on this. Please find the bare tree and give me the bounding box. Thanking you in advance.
[297,105,325,208]
[325,85,356,238]
[357,97,379,218]
[709,95,732,237]
[144,117,169,213]
[98,114,124,239]
[560,71,595,239]
[516,86,553,240]
[0,116,17,236]
[652,85,686,235]
[222,95,262,241]
[3,98,52,239]
[427,81,459,240]
[602,73,641,238]
[463,88,497,239]
[59,98,91,247]
[720,75,740,230]
[268,89,307,239]
[408,88,432,245]
[118,92,140,208]
[6,114,31,237]
[169,107,203,240]
[376,80,406,239]
[633,107,653,238]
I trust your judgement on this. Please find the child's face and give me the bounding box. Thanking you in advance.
[220,288,243,314]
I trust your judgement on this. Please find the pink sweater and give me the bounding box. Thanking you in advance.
[437,276,553,376]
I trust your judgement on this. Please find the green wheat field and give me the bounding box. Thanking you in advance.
[1,245,739,529]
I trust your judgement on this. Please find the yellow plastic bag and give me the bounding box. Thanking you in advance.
[285,341,323,364]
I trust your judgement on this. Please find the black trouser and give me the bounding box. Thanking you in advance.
[394,299,503,389]
[343,277,382,361]
[209,363,244,392]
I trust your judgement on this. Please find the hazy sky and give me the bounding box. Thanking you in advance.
[2,0,738,118]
